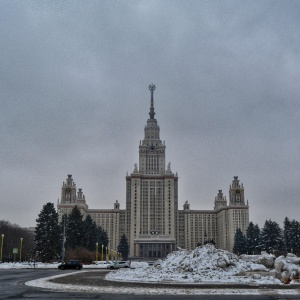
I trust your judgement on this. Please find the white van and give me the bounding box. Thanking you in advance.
[106,261,130,269]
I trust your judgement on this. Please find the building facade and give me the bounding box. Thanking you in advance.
[57,84,249,258]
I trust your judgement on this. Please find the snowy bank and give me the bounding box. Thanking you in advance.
[107,244,281,284]
[275,254,300,283]
[0,262,110,269]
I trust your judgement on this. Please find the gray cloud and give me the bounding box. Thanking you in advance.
[1,0,300,228]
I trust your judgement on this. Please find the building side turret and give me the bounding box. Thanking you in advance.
[214,190,227,210]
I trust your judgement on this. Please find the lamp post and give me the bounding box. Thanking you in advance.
[96,243,98,261]
[61,214,66,262]
[19,238,23,263]
[101,244,104,261]
[0,234,4,262]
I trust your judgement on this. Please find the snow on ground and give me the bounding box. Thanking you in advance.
[130,261,149,269]
[24,272,258,295]
[106,244,300,285]
[0,261,110,269]
[0,260,147,270]
[25,271,300,296]
[4,244,300,295]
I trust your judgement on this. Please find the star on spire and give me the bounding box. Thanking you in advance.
[149,83,156,119]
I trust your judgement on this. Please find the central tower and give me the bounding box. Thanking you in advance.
[139,84,166,175]
[126,84,179,258]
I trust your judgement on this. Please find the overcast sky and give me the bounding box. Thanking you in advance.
[1,1,300,229]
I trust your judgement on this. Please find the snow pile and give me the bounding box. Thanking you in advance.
[106,244,280,284]
[275,254,300,283]
[239,252,276,268]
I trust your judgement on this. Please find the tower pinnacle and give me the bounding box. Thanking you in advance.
[149,83,156,119]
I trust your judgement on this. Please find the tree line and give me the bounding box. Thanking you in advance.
[0,220,34,262]
[34,203,129,263]
[233,217,300,255]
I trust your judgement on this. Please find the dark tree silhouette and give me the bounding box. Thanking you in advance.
[117,234,129,260]
[233,228,247,255]
[260,219,284,253]
[35,202,61,262]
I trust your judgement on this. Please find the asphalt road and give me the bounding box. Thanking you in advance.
[0,269,299,300]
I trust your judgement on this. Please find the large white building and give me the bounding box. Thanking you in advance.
[57,84,249,258]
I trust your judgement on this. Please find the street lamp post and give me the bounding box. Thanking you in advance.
[106,246,107,262]
[19,238,23,263]
[101,244,104,261]
[0,234,4,262]
[96,243,98,261]
[61,214,66,262]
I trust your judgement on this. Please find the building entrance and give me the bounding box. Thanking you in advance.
[139,243,175,259]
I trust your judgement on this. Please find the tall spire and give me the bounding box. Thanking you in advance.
[149,83,156,119]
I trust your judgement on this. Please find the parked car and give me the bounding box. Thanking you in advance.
[58,260,83,270]
[107,261,130,269]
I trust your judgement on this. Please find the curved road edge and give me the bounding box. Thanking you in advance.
[24,271,300,296]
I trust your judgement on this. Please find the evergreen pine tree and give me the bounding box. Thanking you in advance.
[118,234,129,260]
[260,219,284,253]
[34,202,61,262]
[233,228,247,255]
[82,215,97,251]
[283,217,292,252]
[246,222,260,254]
[96,226,109,249]
[253,224,261,252]
[290,219,300,254]
[65,206,84,249]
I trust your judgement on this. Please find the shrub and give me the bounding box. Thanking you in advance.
[65,247,95,264]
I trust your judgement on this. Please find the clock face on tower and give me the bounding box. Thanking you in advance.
[66,188,71,192]
[236,189,240,194]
